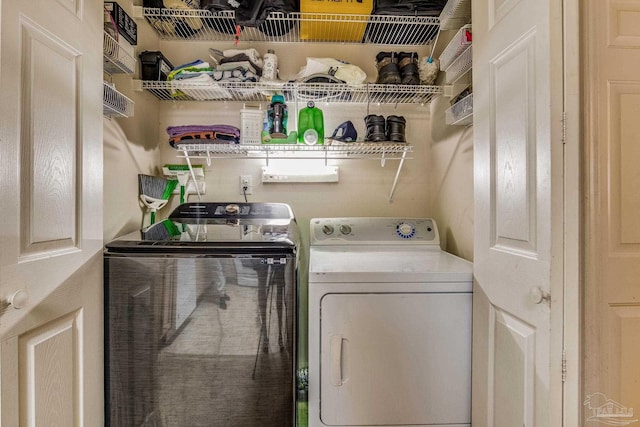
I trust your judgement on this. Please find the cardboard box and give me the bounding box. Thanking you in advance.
[104,2,137,45]
[300,0,373,42]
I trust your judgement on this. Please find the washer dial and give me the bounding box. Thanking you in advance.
[339,224,352,235]
[396,222,416,239]
[321,224,335,236]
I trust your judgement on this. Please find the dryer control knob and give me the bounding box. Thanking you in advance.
[339,224,352,235]
[396,222,416,239]
[322,224,335,235]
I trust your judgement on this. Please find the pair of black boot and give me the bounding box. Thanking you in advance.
[375,52,420,85]
[365,115,406,142]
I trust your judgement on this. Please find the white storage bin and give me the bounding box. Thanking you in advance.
[445,44,472,84]
[445,92,473,125]
[439,24,472,71]
[103,31,136,75]
[240,107,265,145]
[103,81,134,118]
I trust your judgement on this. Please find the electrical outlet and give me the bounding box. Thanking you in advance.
[239,175,253,195]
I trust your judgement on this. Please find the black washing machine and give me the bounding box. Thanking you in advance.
[104,202,300,427]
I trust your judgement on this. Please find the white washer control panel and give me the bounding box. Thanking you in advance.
[310,217,439,245]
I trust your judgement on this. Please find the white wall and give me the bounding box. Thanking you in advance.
[103,0,162,242]
[104,30,443,241]
[104,28,476,257]
[156,41,435,230]
[429,95,474,261]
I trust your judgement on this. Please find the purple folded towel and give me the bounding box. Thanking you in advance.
[166,125,240,139]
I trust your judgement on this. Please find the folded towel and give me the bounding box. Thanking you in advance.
[217,61,257,75]
[170,74,232,99]
[172,71,215,80]
[169,131,240,148]
[167,124,240,138]
[209,48,264,71]
[168,59,214,81]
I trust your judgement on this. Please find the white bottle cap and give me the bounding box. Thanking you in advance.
[303,129,319,145]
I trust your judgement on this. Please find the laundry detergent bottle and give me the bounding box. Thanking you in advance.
[297,101,324,145]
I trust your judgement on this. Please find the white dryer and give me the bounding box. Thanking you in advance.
[308,217,472,427]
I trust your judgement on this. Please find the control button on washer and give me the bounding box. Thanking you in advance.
[339,224,352,235]
[322,224,335,236]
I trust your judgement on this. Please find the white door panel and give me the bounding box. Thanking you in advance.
[0,0,103,423]
[473,0,564,425]
[19,18,80,256]
[18,311,80,426]
[488,306,536,427]
[584,0,640,422]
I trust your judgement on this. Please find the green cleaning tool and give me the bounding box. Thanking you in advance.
[162,164,205,204]
[138,174,178,225]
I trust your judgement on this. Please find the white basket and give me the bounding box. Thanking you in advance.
[240,108,265,145]
[103,81,134,118]
[445,44,472,84]
[439,24,472,71]
[445,92,473,125]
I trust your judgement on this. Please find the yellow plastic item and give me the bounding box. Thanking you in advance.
[300,0,373,42]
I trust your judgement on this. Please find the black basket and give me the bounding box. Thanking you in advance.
[139,51,174,81]
[201,0,237,34]
[364,0,444,44]
[104,1,138,45]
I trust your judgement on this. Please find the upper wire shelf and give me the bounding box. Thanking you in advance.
[139,8,440,45]
[138,80,442,104]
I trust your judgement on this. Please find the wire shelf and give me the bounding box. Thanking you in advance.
[140,80,442,104]
[173,142,413,160]
[174,141,412,201]
[103,82,134,118]
[103,31,136,75]
[439,0,471,30]
[141,8,440,45]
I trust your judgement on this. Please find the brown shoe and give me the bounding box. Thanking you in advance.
[398,52,420,85]
[376,52,401,84]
